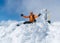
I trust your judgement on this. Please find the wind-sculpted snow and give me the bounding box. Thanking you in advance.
[46,22,60,43]
[0,21,60,43]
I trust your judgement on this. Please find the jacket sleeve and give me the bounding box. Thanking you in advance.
[34,15,39,18]
[23,16,29,18]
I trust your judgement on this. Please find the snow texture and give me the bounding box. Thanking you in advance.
[0,17,60,43]
[0,20,60,43]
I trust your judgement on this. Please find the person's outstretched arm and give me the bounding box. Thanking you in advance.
[21,14,29,18]
[34,13,41,18]
[23,16,29,18]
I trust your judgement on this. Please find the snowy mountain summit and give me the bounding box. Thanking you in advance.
[0,20,49,43]
[0,10,60,43]
[0,20,60,43]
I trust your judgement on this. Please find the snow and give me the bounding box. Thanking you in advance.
[0,11,60,43]
[0,20,47,43]
[46,23,60,43]
[0,20,60,43]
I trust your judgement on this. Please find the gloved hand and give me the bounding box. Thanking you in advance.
[21,14,24,16]
[38,13,41,17]
[47,20,51,24]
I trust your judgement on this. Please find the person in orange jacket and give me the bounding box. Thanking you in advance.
[21,12,41,24]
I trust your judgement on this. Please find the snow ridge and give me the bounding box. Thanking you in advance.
[0,20,60,43]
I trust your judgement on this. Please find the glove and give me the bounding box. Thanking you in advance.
[48,20,51,24]
[21,14,24,16]
[38,13,41,17]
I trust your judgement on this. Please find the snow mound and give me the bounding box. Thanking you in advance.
[0,20,48,43]
[0,20,60,43]
[46,22,60,43]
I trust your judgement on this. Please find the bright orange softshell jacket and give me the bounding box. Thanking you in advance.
[23,14,38,22]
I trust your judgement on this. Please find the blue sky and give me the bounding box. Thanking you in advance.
[0,0,60,22]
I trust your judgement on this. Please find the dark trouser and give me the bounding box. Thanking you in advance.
[23,21,33,24]
[17,21,34,26]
